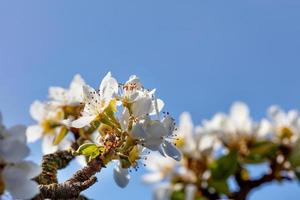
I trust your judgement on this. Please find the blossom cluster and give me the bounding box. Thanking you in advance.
[27,72,181,187]
[0,113,41,199]
[144,102,300,200]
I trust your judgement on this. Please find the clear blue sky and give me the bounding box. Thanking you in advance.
[0,0,300,199]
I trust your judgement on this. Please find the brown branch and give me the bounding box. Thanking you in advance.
[231,160,293,200]
[36,176,97,199]
[33,157,104,199]
[34,150,74,185]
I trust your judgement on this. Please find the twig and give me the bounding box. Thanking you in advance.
[33,156,104,199]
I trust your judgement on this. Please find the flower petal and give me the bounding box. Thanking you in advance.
[185,184,196,200]
[113,163,130,188]
[26,125,43,143]
[147,121,168,138]
[162,140,182,161]
[0,139,29,162]
[162,116,175,136]
[99,72,118,105]
[71,115,97,128]
[132,95,152,118]
[69,74,85,103]
[131,123,147,139]
[48,86,66,102]
[154,184,171,200]
[177,112,194,138]
[8,125,27,143]
[2,161,41,199]
[149,99,165,116]
[30,101,46,122]
[3,165,40,199]
[142,172,163,183]
[42,134,58,154]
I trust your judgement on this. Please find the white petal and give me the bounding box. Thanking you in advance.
[256,119,271,138]
[42,134,58,154]
[3,165,40,199]
[162,140,182,161]
[177,112,194,138]
[71,115,97,128]
[120,109,130,131]
[149,99,165,116]
[131,123,147,139]
[132,95,152,118]
[125,75,142,89]
[142,172,163,183]
[48,86,66,102]
[113,163,130,188]
[18,161,42,178]
[162,116,175,136]
[30,101,46,122]
[26,125,43,142]
[147,121,168,138]
[268,105,283,122]
[82,84,101,114]
[11,180,39,199]
[198,135,215,154]
[230,102,251,127]
[230,102,249,119]
[154,184,171,200]
[8,125,27,143]
[8,179,39,199]
[58,136,73,150]
[69,74,85,102]
[99,72,118,105]
[0,139,29,162]
[185,184,196,200]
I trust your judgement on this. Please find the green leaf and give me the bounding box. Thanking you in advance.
[53,126,68,145]
[288,139,300,168]
[77,143,99,156]
[171,189,184,200]
[244,141,278,164]
[208,179,230,195]
[210,151,238,180]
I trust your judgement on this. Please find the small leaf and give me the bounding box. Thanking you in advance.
[77,143,98,156]
[208,179,230,195]
[244,141,278,164]
[288,139,300,168]
[53,126,68,145]
[210,151,238,180]
[171,189,185,200]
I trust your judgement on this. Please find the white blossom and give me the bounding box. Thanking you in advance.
[268,105,300,143]
[72,72,118,128]
[142,153,177,183]
[49,74,85,106]
[0,113,41,199]
[26,101,72,154]
[202,102,270,145]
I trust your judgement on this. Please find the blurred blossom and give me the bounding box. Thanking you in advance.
[0,112,41,199]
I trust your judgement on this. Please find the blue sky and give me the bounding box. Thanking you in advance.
[0,0,300,199]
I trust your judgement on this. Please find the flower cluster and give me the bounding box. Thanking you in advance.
[144,102,300,200]
[0,113,41,199]
[27,72,181,188]
[26,74,85,154]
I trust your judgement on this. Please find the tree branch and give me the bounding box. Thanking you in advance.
[33,156,104,199]
[34,150,75,185]
[231,160,293,200]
